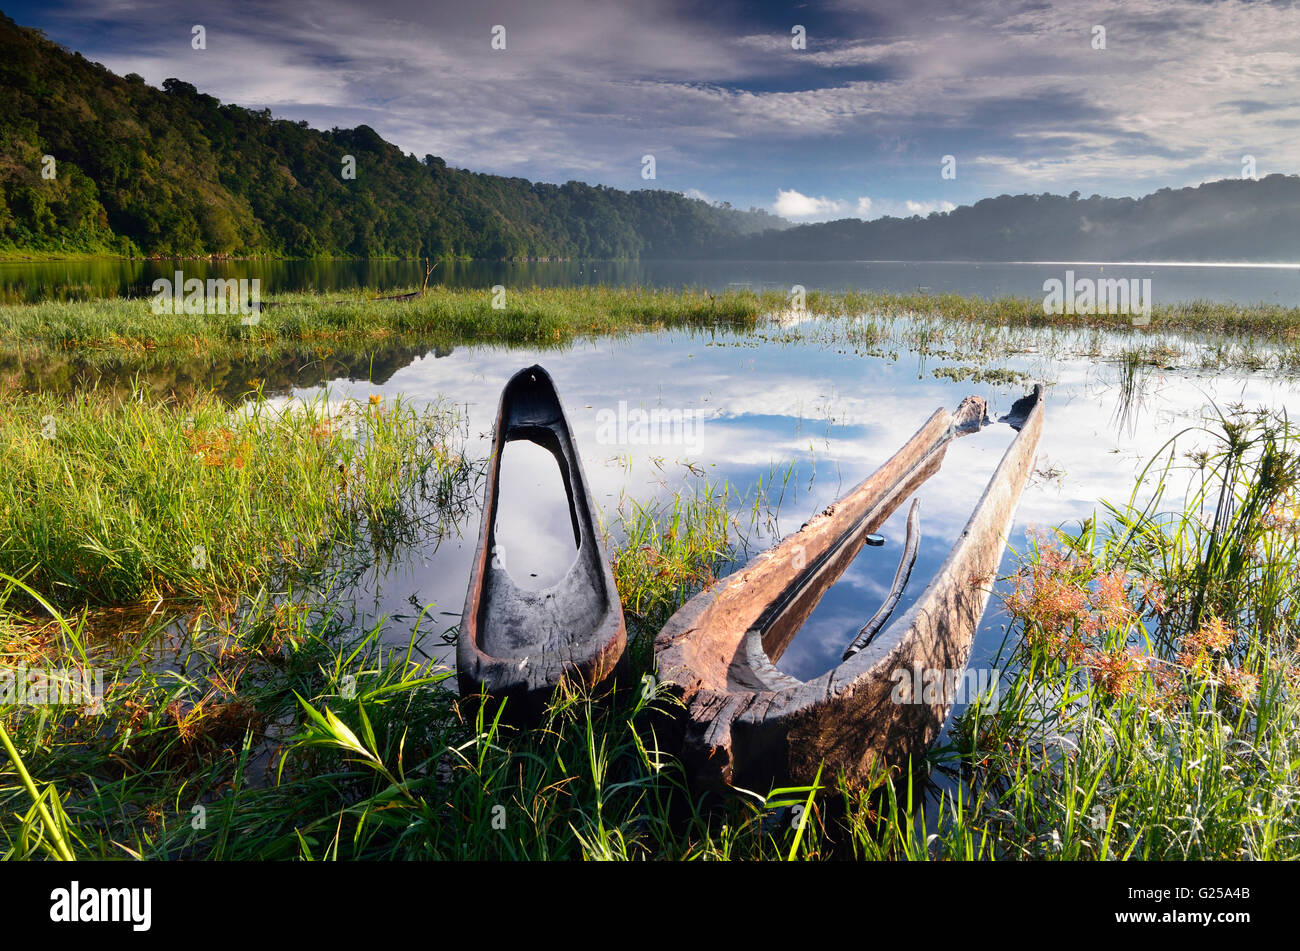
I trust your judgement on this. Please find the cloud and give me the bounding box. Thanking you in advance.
[904,199,957,216]
[774,189,848,219]
[23,0,1300,205]
[853,197,957,220]
[772,190,956,222]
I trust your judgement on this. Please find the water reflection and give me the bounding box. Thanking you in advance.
[3,258,1298,304]
[0,339,449,401]
[769,423,1018,681]
[495,439,580,590]
[244,321,1298,690]
[1110,350,1155,438]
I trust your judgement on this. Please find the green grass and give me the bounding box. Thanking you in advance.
[0,491,826,860]
[0,455,833,860]
[0,386,474,609]
[0,249,125,263]
[3,287,1300,384]
[0,286,766,356]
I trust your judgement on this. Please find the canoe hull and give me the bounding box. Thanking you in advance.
[655,387,1045,792]
[458,365,626,720]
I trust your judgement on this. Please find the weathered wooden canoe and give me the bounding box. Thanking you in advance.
[654,385,1045,792]
[458,365,626,718]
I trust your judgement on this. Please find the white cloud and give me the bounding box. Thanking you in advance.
[853,197,957,220]
[905,199,956,216]
[774,192,958,223]
[804,38,926,68]
[774,189,848,219]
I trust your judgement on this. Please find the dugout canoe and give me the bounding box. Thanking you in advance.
[458,365,626,718]
[654,385,1045,792]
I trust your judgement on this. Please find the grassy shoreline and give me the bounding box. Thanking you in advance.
[1,285,1297,860]
[2,287,1299,395]
[0,388,474,611]
[1,384,1296,859]
[0,286,763,356]
[0,250,472,263]
[0,250,127,263]
[3,286,1299,351]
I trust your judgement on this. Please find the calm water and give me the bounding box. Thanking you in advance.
[3,258,1300,304]
[250,320,1299,707]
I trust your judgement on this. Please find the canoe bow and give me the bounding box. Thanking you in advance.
[458,365,626,720]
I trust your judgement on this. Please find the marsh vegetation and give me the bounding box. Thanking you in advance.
[1,287,1297,860]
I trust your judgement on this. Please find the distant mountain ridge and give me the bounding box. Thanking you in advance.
[722,176,1300,263]
[0,12,784,259]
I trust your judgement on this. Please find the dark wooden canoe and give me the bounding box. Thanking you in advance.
[458,365,626,718]
[654,385,1045,792]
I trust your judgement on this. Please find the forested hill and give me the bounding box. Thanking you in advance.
[0,12,784,259]
[726,175,1300,263]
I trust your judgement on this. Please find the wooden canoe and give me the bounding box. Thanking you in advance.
[458,365,626,719]
[654,385,1045,792]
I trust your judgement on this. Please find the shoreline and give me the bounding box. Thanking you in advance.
[4,249,1300,267]
[3,284,1299,344]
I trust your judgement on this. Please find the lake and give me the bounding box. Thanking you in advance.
[3,258,1300,305]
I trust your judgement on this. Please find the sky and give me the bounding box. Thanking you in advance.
[7,0,1300,222]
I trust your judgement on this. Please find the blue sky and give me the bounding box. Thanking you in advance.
[8,0,1300,221]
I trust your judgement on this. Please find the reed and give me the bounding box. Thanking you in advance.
[0,386,473,608]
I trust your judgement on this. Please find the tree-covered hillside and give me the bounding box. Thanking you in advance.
[723,177,1300,263]
[0,12,784,259]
